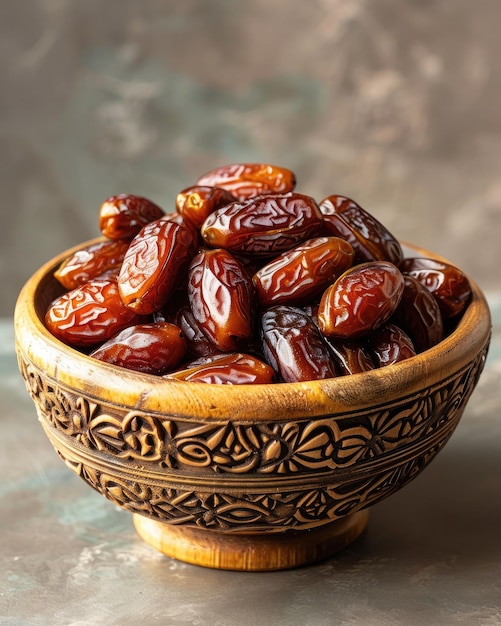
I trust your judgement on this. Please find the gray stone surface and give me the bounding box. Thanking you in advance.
[1,299,501,624]
[2,0,500,316]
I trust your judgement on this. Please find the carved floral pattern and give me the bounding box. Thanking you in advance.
[17,343,488,531]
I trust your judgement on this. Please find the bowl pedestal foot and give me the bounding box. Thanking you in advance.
[132,510,369,571]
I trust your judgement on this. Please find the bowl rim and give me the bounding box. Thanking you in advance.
[14,238,492,422]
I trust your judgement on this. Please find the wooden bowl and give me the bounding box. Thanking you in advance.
[14,240,491,571]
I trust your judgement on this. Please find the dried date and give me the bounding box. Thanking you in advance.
[165,352,275,384]
[99,194,165,240]
[261,305,338,382]
[324,338,375,375]
[391,275,444,352]
[54,239,130,290]
[118,215,197,315]
[45,278,145,347]
[318,261,405,339]
[195,163,296,201]
[201,193,324,255]
[399,257,472,320]
[187,248,255,352]
[176,185,237,228]
[320,195,403,265]
[365,323,416,367]
[89,322,187,374]
[253,236,355,307]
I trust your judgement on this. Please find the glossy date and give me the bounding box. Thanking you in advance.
[318,261,405,339]
[45,278,145,347]
[201,193,324,255]
[176,185,237,228]
[260,305,338,382]
[118,215,197,315]
[165,352,275,384]
[253,236,355,307]
[399,257,472,320]
[99,194,165,240]
[195,163,296,201]
[187,248,255,352]
[89,322,187,374]
[320,195,403,265]
[54,239,130,290]
[365,323,416,367]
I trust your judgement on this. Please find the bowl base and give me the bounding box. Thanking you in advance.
[132,510,369,571]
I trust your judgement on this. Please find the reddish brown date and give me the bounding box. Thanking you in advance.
[165,352,275,384]
[253,237,355,307]
[176,185,237,228]
[118,215,197,315]
[99,194,165,240]
[54,239,130,290]
[391,275,444,352]
[195,163,296,201]
[320,195,403,265]
[324,338,375,375]
[318,261,405,339]
[89,322,186,375]
[187,248,255,352]
[201,193,324,256]
[45,279,145,347]
[365,323,416,367]
[399,257,472,320]
[261,305,338,382]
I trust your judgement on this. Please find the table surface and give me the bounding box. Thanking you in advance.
[2,296,501,626]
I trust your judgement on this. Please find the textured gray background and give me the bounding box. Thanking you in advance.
[3,0,500,316]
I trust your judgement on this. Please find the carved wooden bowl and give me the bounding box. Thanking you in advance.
[14,240,491,571]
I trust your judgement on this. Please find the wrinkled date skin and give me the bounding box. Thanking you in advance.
[201,193,324,256]
[392,275,444,352]
[176,185,237,228]
[188,248,255,352]
[165,352,275,384]
[324,338,375,375]
[318,261,405,339]
[400,257,472,320]
[261,305,338,382]
[320,195,403,265]
[253,236,355,307]
[195,163,296,201]
[366,323,416,367]
[89,322,187,375]
[45,279,145,347]
[99,194,165,240]
[54,239,130,290]
[118,216,197,315]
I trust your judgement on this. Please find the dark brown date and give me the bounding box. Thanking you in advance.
[320,195,403,265]
[176,186,237,228]
[324,338,375,375]
[195,163,296,201]
[391,275,444,352]
[187,248,255,352]
[253,237,355,307]
[89,322,187,375]
[201,193,324,256]
[261,305,338,382]
[54,239,130,290]
[365,323,416,367]
[45,278,145,347]
[164,352,275,384]
[118,215,197,315]
[399,257,472,320]
[175,304,223,358]
[99,194,165,240]
[318,261,405,339]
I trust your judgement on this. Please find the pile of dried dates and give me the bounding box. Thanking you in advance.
[45,163,472,384]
